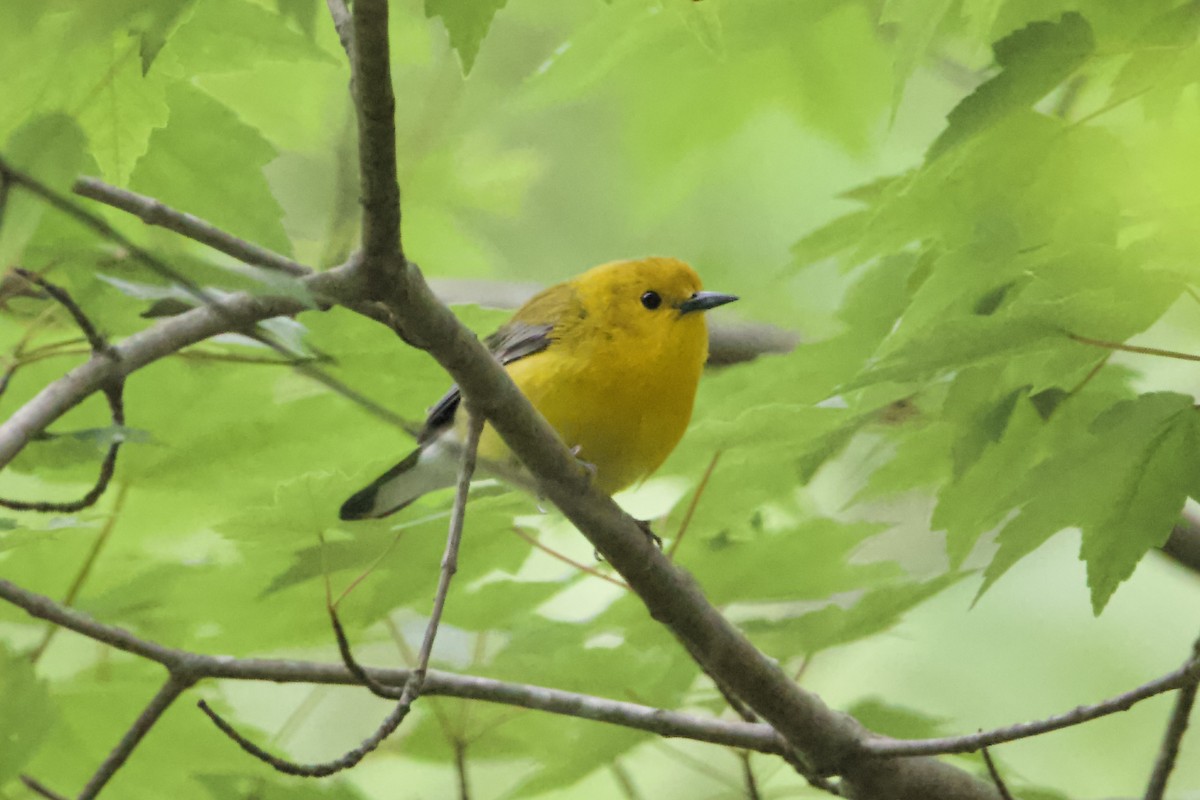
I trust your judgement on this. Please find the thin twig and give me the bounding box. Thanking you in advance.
[740,751,762,800]
[980,746,1015,800]
[1069,333,1200,364]
[864,648,1200,757]
[203,414,484,775]
[511,525,629,589]
[0,270,125,513]
[12,269,110,352]
[667,451,721,560]
[0,159,416,440]
[18,777,68,800]
[611,761,647,800]
[453,739,470,800]
[325,0,354,60]
[414,412,483,683]
[79,674,193,799]
[72,177,309,276]
[0,579,785,756]
[19,776,69,800]
[1143,634,1200,800]
[29,482,130,663]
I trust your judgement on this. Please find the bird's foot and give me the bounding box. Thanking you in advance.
[569,445,597,482]
[636,518,663,550]
[592,520,662,562]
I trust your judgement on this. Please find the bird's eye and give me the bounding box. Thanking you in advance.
[640,291,662,310]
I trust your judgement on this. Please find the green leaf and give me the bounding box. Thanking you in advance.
[425,0,509,74]
[979,392,1200,612]
[137,0,196,73]
[129,82,291,255]
[0,114,88,268]
[0,649,57,785]
[848,697,948,740]
[928,12,1094,160]
[75,41,170,184]
[162,0,331,75]
[745,573,968,656]
[881,0,954,113]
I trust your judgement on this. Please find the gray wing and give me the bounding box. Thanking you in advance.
[418,321,554,442]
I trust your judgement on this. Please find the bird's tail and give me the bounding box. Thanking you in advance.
[339,442,459,520]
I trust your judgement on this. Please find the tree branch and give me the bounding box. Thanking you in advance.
[19,775,69,800]
[72,177,310,276]
[200,413,483,775]
[0,269,125,513]
[1143,634,1200,800]
[77,675,193,800]
[325,0,354,60]
[350,0,404,291]
[0,577,787,755]
[1164,515,1200,576]
[864,646,1200,758]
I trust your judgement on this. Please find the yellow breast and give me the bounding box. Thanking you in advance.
[477,313,709,494]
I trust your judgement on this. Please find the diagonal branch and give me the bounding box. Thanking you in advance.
[199,413,484,775]
[0,269,125,513]
[0,577,786,755]
[350,0,404,289]
[19,775,70,800]
[73,177,310,276]
[325,0,353,60]
[864,645,1200,758]
[1143,633,1200,800]
[77,674,193,800]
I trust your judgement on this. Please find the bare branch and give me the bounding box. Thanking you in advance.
[415,412,483,682]
[351,0,404,289]
[1164,514,1200,576]
[453,740,470,800]
[667,451,720,560]
[0,285,306,470]
[325,0,353,60]
[198,696,416,777]
[864,648,1200,758]
[1069,332,1200,364]
[1143,635,1200,800]
[980,747,1015,800]
[0,577,786,755]
[740,751,762,800]
[78,675,193,800]
[73,177,310,276]
[611,762,645,800]
[511,525,629,589]
[201,413,483,776]
[19,775,69,800]
[0,269,125,513]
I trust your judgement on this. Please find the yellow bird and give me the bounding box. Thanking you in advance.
[339,257,737,520]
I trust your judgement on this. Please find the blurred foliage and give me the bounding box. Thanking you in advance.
[1,0,1199,798]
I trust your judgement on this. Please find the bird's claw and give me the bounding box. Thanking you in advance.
[592,520,662,562]
[636,519,663,550]
[569,444,597,482]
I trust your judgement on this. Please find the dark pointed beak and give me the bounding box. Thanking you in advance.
[679,291,739,315]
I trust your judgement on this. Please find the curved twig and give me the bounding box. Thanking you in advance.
[201,412,484,775]
[864,647,1200,758]
[73,177,310,277]
[0,269,125,513]
[1143,634,1200,800]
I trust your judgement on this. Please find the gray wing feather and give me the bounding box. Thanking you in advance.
[418,321,554,441]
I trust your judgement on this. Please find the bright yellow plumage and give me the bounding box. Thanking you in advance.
[340,257,736,520]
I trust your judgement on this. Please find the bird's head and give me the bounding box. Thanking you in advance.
[570,257,738,355]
